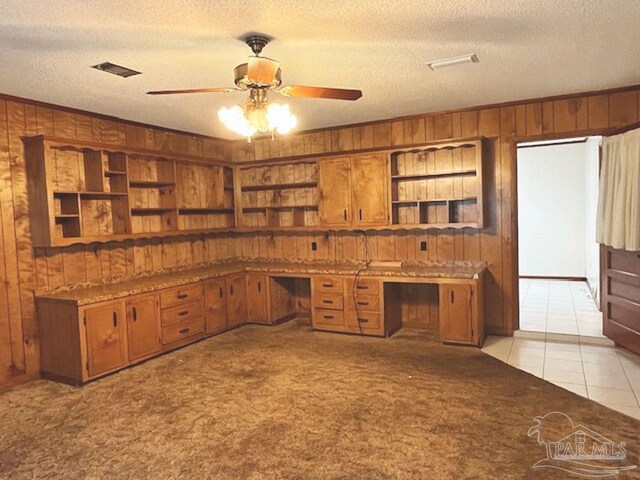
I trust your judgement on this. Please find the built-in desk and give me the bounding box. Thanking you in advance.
[36,259,486,385]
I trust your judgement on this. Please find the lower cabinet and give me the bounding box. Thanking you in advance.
[246,274,269,324]
[126,294,161,362]
[226,274,247,327]
[84,301,128,378]
[439,282,484,346]
[205,278,228,333]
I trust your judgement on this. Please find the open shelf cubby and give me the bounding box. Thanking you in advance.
[239,161,319,228]
[389,139,484,229]
[24,136,235,246]
[176,163,235,231]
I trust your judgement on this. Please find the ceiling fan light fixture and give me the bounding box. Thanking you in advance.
[426,53,479,70]
[218,100,297,141]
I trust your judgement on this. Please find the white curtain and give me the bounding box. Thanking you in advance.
[596,128,640,251]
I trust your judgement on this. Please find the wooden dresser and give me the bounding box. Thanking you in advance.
[603,248,640,355]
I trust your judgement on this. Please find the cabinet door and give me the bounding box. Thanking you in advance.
[126,295,161,362]
[226,274,247,327]
[205,279,228,333]
[318,157,352,226]
[84,301,128,377]
[247,274,269,324]
[439,284,473,344]
[352,154,389,226]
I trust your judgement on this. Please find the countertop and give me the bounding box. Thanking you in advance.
[36,258,486,305]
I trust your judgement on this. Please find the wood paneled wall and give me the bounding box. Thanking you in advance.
[1,85,639,391]
[229,85,640,338]
[0,96,236,390]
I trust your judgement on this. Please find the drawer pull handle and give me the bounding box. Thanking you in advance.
[132,307,137,321]
[219,287,223,298]
[357,301,368,306]
[359,208,363,221]
[177,293,188,299]
[324,315,335,320]
[356,285,368,290]
[358,317,369,323]
[343,209,347,221]
[322,283,333,288]
[230,285,234,295]
[178,311,189,317]
[450,291,455,303]
[179,328,190,335]
[258,281,261,293]
[322,300,333,304]
[113,312,118,328]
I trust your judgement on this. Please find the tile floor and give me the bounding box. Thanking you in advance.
[519,278,604,338]
[482,334,640,420]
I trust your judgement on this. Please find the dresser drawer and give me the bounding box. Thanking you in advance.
[160,285,203,309]
[162,317,204,344]
[314,308,345,327]
[346,310,381,330]
[314,277,343,294]
[346,277,379,295]
[161,301,204,327]
[313,292,344,310]
[346,294,380,312]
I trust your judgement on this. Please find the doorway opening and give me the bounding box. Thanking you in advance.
[516,136,603,339]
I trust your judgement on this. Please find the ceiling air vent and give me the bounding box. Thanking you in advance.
[91,62,141,78]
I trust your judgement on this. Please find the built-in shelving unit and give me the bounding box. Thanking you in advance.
[389,139,484,229]
[24,136,235,246]
[238,161,319,228]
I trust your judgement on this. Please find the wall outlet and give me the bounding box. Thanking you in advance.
[420,241,428,251]
[311,241,317,251]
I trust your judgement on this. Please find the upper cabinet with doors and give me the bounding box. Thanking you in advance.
[318,157,353,226]
[318,155,390,227]
[350,154,390,226]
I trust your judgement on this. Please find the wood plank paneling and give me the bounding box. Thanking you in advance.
[1,84,639,390]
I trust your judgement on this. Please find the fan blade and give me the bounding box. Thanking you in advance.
[247,56,280,85]
[147,87,239,95]
[277,85,362,101]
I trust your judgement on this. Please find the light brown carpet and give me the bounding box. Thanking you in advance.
[1,319,639,479]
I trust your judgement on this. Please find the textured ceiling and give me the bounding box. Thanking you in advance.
[0,0,639,139]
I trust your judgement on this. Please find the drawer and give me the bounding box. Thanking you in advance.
[160,285,203,309]
[314,277,343,294]
[314,308,345,327]
[161,301,204,327]
[346,277,379,295]
[346,294,380,312]
[313,292,344,310]
[346,310,381,330]
[162,317,204,344]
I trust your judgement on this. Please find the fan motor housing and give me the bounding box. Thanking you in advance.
[234,63,282,89]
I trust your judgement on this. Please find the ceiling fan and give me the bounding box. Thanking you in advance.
[147,35,363,140]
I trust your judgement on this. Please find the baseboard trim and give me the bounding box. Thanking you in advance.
[520,275,587,282]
